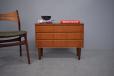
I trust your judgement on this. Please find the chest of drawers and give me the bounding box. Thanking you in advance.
[35,23,84,60]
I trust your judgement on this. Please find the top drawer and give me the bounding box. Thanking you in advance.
[35,25,83,33]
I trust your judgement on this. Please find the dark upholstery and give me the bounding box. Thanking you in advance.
[0,31,26,37]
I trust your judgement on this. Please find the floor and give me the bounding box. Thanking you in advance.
[0,47,114,76]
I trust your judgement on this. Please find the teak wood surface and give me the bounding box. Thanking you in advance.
[35,23,84,60]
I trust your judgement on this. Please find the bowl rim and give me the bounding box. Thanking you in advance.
[41,16,51,20]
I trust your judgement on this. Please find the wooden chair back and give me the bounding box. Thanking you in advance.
[0,10,30,64]
[0,10,21,31]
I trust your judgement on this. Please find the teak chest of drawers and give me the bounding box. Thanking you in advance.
[35,23,84,60]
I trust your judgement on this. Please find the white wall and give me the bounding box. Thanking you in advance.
[0,0,113,50]
[112,0,114,47]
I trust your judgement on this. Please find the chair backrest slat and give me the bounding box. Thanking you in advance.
[0,10,21,31]
[0,11,18,21]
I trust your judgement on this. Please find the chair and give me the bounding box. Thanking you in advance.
[0,10,30,64]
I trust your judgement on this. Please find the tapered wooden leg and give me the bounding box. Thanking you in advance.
[77,48,81,60]
[19,37,22,56]
[19,45,22,56]
[38,48,42,60]
[41,48,43,56]
[77,48,78,56]
[24,34,31,64]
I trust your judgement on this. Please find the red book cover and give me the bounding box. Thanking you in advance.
[60,20,80,24]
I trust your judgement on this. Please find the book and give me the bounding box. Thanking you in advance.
[60,20,80,24]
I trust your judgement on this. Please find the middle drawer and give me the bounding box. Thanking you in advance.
[36,33,83,40]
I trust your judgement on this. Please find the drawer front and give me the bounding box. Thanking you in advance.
[35,26,54,33]
[36,33,83,40]
[36,40,83,48]
[54,33,83,40]
[36,40,54,47]
[36,33,54,40]
[35,26,83,33]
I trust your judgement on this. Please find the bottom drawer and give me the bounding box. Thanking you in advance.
[36,40,83,48]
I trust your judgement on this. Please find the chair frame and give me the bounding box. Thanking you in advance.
[0,10,30,64]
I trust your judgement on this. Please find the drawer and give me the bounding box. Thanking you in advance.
[54,33,83,40]
[35,26,83,33]
[36,40,83,48]
[36,33,54,40]
[35,26,54,33]
[36,33,83,40]
[36,40,54,47]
